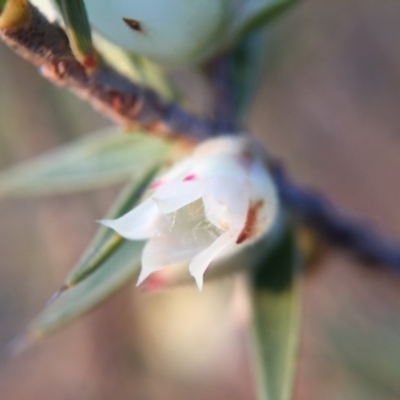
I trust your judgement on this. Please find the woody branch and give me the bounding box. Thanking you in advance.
[1,3,400,273]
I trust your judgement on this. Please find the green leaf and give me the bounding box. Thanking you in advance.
[27,239,144,341]
[250,227,302,400]
[54,0,96,68]
[0,0,8,11]
[93,33,179,102]
[64,166,159,289]
[232,30,268,121]
[19,170,159,343]
[0,128,171,197]
[234,0,300,40]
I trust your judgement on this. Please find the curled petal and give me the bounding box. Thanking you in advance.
[189,230,240,291]
[100,199,162,240]
[152,180,204,214]
[137,239,163,286]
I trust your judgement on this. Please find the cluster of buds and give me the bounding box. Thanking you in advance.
[101,137,279,290]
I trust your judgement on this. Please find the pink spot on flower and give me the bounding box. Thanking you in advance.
[183,174,197,182]
[141,274,166,292]
[150,180,164,190]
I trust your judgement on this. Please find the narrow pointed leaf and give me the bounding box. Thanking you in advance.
[234,0,300,40]
[0,129,171,197]
[23,171,162,340]
[26,239,144,340]
[64,166,159,289]
[250,228,302,400]
[54,0,96,68]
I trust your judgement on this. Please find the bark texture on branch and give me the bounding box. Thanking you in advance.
[0,4,217,140]
[1,3,400,274]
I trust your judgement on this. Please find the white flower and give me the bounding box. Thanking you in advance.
[101,137,279,290]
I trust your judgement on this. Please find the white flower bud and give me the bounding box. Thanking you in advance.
[30,0,232,65]
[30,0,293,66]
[83,0,232,66]
[101,136,279,291]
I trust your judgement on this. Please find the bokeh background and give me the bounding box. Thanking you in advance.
[1,0,400,399]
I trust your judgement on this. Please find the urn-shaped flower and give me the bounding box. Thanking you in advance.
[101,137,279,290]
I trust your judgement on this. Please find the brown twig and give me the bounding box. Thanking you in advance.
[272,161,400,272]
[1,3,400,274]
[0,3,217,141]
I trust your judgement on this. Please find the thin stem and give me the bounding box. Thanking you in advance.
[0,3,218,141]
[0,3,400,273]
[206,54,240,132]
[271,161,400,271]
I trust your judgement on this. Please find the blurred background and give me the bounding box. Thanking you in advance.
[1,0,400,399]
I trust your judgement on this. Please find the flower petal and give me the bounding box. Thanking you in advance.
[195,155,248,181]
[203,178,249,231]
[248,160,279,235]
[152,180,204,214]
[189,230,240,291]
[137,206,220,285]
[137,236,193,286]
[99,199,162,240]
[137,239,164,286]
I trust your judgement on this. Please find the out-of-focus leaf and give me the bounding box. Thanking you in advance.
[331,322,400,397]
[25,239,144,341]
[20,170,160,342]
[250,227,302,400]
[232,30,268,121]
[93,33,179,102]
[0,0,8,11]
[234,0,299,40]
[54,0,96,68]
[64,166,159,289]
[328,292,400,397]
[0,128,171,197]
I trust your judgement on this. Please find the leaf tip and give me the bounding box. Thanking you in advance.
[46,283,71,305]
[4,330,42,358]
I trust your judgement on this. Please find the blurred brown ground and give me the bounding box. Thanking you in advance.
[1,0,400,399]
